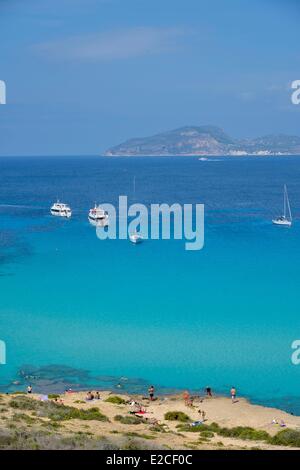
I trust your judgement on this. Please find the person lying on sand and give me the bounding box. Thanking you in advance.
[129,402,146,414]
[271,418,286,427]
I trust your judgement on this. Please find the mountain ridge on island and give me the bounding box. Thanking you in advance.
[105,125,300,156]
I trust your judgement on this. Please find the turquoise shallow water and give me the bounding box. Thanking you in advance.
[1,156,300,412]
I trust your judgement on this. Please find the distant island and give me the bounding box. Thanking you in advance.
[105,126,300,156]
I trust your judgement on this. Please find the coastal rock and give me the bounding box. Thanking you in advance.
[105,126,300,156]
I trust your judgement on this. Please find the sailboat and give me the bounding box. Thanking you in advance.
[272,185,292,227]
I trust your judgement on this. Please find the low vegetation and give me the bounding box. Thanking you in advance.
[177,422,300,448]
[104,396,126,405]
[164,411,190,423]
[177,422,269,441]
[114,414,144,425]
[9,396,108,422]
[149,423,168,433]
[0,428,119,450]
[269,428,300,447]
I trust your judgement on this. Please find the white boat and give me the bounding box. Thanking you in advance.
[272,185,292,227]
[129,232,143,244]
[50,201,72,218]
[88,204,109,226]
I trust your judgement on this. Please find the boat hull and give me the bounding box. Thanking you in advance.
[50,210,72,218]
[129,235,143,244]
[272,218,292,226]
[88,216,109,227]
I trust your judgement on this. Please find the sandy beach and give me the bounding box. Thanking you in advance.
[1,390,300,450]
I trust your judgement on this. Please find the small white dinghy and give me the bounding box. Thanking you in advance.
[129,232,143,244]
[272,185,292,227]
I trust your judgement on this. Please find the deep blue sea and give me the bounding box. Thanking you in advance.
[1,156,300,413]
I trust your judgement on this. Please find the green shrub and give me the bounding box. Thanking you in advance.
[177,422,269,442]
[217,426,269,441]
[41,421,62,429]
[206,422,220,432]
[125,432,154,440]
[114,415,143,425]
[12,413,37,424]
[270,428,300,447]
[176,424,203,432]
[199,430,214,438]
[9,397,36,410]
[149,424,167,433]
[48,394,60,400]
[9,396,108,422]
[164,411,190,423]
[46,406,108,422]
[105,396,126,405]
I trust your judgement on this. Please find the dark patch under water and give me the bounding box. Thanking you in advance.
[1,364,183,396]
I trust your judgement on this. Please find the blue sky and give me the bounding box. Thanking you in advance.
[0,0,299,155]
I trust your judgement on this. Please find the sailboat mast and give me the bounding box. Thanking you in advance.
[285,185,292,221]
[283,185,286,218]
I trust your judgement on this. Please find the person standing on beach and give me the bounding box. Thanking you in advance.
[148,385,155,401]
[230,386,237,403]
[205,386,212,397]
[183,390,190,406]
[27,385,32,394]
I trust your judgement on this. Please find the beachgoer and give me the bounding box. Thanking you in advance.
[183,390,190,406]
[148,385,155,401]
[188,396,194,407]
[205,386,212,397]
[230,386,237,403]
[27,385,32,394]
[202,410,206,421]
[86,391,93,401]
[95,391,100,400]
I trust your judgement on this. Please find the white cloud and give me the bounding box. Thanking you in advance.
[35,27,186,61]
